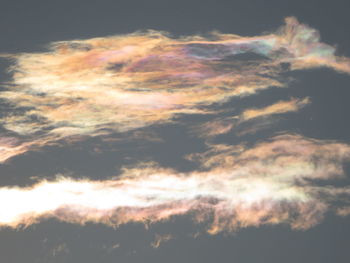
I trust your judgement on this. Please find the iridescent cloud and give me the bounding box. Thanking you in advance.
[0,17,349,234]
[194,97,310,137]
[0,17,349,162]
[0,135,349,232]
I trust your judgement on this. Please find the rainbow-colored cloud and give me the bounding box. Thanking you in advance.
[0,17,349,232]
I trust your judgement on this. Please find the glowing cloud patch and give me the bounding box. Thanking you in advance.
[0,135,349,233]
[194,97,310,137]
[0,17,349,235]
[0,17,349,162]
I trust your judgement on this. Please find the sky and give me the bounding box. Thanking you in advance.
[0,0,350,262]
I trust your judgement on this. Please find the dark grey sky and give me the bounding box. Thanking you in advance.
[0,0,350,262]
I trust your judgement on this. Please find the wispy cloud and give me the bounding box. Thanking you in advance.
[0,17,348,162]
[0,135,349,233]
[194,97,310,137]
[0,17,349,235]
[151,234,173,248]
[241,97,310,121]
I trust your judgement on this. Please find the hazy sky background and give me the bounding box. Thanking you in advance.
[0,0,350,262]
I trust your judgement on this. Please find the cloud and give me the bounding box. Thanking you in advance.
[0,17,349,236]
[103,243,120,254]
[241,97,310,121]
[50,243,70,257]
[0,17,349,162]
[151,234,173,248]
[194,97,310,137]
[0,135,349,233]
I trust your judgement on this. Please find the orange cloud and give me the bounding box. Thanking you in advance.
[151,234,173,248]
[0,135,349,233]
[241,97,310,121]
[0,17,349,236]
[194,97,309,137]
[0,17,349,162]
